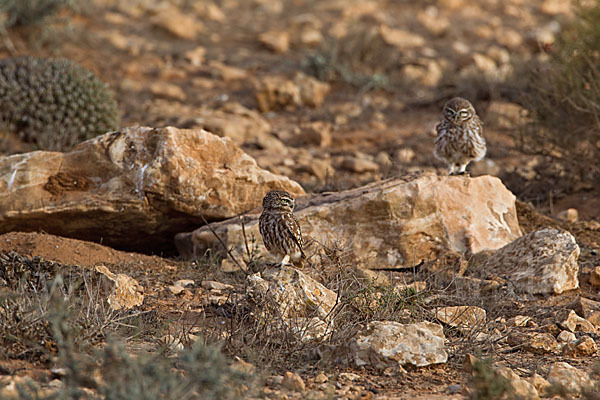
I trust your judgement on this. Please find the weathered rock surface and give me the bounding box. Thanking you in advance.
[557,208,579,223]
[558,310,597,333]
[507,315,531,327]
[259,30,290,53]
[246,266,337,341]
[557,330,576,343]
[255,72,330,112]
[435,306,486,333]
[282,371,306,392]
[486,101,528,130]
[529,373,550,398]
[151,6,203,39]
[572,297,600,319]
[177,174,522,268]
[496,367,540,400]
[507,332,559,354]
[189,103,287,152]
[481,228,579,294]
[0,376,57,399]
[547,362,591,395]
[0,127,303,252]
[95,265,144,310]
[572,297,600,328]
[590,266,600,287]
[562,336,598,357]
[351,321,448,368]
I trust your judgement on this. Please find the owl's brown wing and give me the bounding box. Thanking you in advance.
[282,213,306,259]
[434,121,443,136]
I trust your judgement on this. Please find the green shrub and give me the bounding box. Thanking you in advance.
[90,340,252,400]
[0,56,119,150]
[1,251,254,399]
[302,23,393,90]
[467,357,512,400]
[517,1,600,181]
[0,252,147,361]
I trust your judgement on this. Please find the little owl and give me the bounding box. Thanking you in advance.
[259,190,305,266]
[434,97,486,175]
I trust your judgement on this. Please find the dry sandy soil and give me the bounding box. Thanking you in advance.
[1,0,600,398]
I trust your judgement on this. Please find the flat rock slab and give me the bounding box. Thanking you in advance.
[0,127,303,252]
[177,173,522,268]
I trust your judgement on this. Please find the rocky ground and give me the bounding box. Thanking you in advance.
[2,0,600,399]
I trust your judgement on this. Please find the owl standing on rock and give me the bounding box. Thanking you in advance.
[259,190,305,267]
[434,97,486,175]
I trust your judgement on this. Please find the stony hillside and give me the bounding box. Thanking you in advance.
[1,0,600,399]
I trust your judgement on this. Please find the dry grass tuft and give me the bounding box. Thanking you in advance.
[0,252,156,361]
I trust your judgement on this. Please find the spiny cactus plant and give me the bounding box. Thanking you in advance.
[0,56,120,150]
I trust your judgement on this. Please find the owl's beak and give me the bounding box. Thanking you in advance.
[453,114,460,123]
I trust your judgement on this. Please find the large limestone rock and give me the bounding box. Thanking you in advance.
[176,174,522,268]
[246,266,337,341]
[481,228,579,294]
[351,321,448,368]
[0,127,303,252]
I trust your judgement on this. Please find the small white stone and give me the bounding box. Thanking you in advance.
[557,330,576,343]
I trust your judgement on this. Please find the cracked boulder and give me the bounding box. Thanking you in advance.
[177,173,522,268]
[0,126,303,252]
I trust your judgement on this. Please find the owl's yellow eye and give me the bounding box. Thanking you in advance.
[459,110,469,117]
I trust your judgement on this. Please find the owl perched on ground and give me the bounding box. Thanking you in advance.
[434,97,486,175]
[259,190,305,266]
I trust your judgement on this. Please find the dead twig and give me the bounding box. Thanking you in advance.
[197,213,245,272]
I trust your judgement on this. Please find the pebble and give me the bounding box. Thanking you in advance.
[338,372,361,382]
[282,371,305,392]
[314,372,328,384]
[557,330,576,343]
[340,157,379,173]
[562,336,598,357]
[447,384,462,394]
[556,208,578,223]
